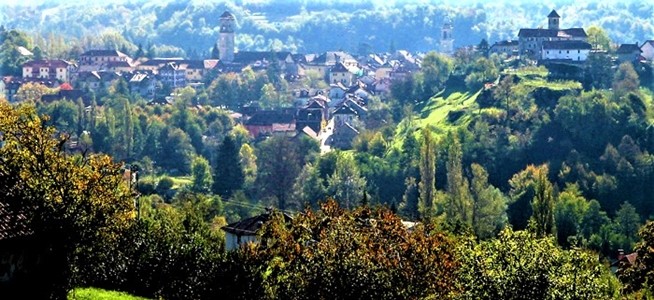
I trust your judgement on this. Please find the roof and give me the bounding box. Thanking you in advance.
[81,49,129,57]
[492,40,519,47]
[542,40,592,50]
[331,62,350,73]
[106,61,132,68]
[333,104,357,115]
[16,46,33,56]
[312,51,356,65]
[642,40,654,48]
[222,210,292,235]
[299,126,319,140]
[617,43,643,54]
[245,110,295,126]
[0,202,30,242]
[548,10,560,18]
[23,59,72,68]
[518,28,587,38]
[220,11,235,19]
[233,51,293,64]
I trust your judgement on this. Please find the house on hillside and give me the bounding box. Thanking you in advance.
[541,40,592,62]
[331,104,359,149]
[222,210,293,251]
[79,49,132,72]
[489,40,519,57]
[518,10,587,59]
[244,110,296,138]
[330,62,359,86]
[616,43,643,63]
[296,98,329,133]
[22,59,76,82]
[158,62,186,89]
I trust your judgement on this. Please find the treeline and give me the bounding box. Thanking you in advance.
[2,1,653,61]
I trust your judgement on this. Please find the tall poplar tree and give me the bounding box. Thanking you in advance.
[418,128,436,219]
[446,134,473,226]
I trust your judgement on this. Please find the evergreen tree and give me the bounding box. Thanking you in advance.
[213,135,244,198]
[399,177,420,220]
[256,136,301,210]
[135,43,144,59]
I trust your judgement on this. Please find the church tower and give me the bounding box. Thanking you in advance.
[219,11,235,62]
[440,16,454,55]
[548,10,560,30]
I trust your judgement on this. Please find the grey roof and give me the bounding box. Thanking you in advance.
[548,10,560,18]
[233,51,293,64]
[617,43,643,54]
[492,40,519,47]
[245,110,295,126]
[81,49,129,57]
[220,11,235,19]
[542,40,592,50]
[333,104,357,115]
[222,210,292,235]
[518,28,587,38]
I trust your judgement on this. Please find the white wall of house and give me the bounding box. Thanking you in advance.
[542,48,589,61]
[225,232,258,251]
[642,43,654,61]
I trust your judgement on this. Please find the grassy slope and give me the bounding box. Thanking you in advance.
[68,288,149,300]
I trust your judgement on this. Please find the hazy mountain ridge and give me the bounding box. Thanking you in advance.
[1,1,652,56]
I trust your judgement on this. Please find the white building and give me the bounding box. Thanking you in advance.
[541,40,592,61]
[221,210,293,251]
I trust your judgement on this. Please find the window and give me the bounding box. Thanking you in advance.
[559,50,562,54]
[566,50,569,54]
[578,50,580,53]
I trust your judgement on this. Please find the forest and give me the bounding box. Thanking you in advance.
[2,0,654,299]
[1,1,654,58]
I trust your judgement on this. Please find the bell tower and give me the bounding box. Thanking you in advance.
[548,10,560,30]
[441,16,454,55]
[219,11,235,62]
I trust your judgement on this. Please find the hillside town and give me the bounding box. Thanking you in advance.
[1,10,652,151]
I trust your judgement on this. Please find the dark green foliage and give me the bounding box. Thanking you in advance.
[212,135,244,198]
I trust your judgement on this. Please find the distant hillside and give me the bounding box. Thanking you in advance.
[0,1,652,57]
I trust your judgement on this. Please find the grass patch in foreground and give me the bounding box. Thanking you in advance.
[68,287,149,300]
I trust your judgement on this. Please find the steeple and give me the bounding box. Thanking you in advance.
[548,10,560,30]
[441,15,454,55]
[219,11,235,62]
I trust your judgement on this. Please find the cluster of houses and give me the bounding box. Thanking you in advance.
[0,10,431,150]
[488,9,653,66]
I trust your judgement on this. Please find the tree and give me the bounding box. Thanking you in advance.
[213,135,244,198]
[326,153,367,209]
[191,156,213,193]
[586,26,612,51]
[613,202,641,251]
[417,51,453,100]
[530,165,556,238]
[620,220,654,294]
[255,136,301,210]
[554,184,589,247]
[399,177,419,220]
[291,162,325,209]
[613,62,640,99]
[15,82,56,102]
[32,45,44,60]
[157,127,194,174]
[418,128,437,219]
[470,163,507,239]
[445,134,473,226]
[239,143,257,187]
[508,164,549,231]
[0,102,134,297]
[458,229,618,300]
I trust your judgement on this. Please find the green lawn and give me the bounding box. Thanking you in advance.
[68,288,149,300]
[417,89,480,130]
